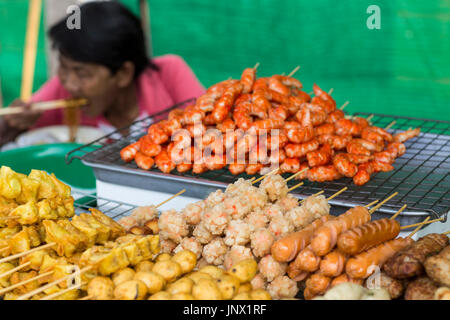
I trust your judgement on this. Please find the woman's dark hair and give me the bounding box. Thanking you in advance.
[49,0,158,78]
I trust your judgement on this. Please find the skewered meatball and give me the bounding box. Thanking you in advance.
[262,204,284,220]
[267,275,298,300]
[158,209,189,243]
[245,209,269,232]
[225,178,253,198]
[259,174,289,202]
[182,201,205,225]
[269,214,295,239]
[251,273,268,290]
[205,190,226,208]
[224,219,251,246]
[193,221,213,244]
[259,255,288,282]
[160,239,177,254]
[130,205,158,225]
[404,277,439,300]
[223,197,252,220]
[118,215,138,231]
[203,204,230,235]
[223,245,254,270]
[275,194,299,212]
[285,201,326,230]
[243,186,269,210]
[251,228,275,257]
[203,238,228,265]
[302,195,330,218]
[174,237,203,259]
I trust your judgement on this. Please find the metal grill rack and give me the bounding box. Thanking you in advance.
[67,106,449,222]
[74,192,137,220]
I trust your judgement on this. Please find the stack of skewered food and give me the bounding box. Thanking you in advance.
[120,66,421,185]
[270,192,447,299]
[118,173,345,299]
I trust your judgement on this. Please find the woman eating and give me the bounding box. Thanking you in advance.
[0,1,205,146]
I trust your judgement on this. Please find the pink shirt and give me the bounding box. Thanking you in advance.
[31,54,206,129]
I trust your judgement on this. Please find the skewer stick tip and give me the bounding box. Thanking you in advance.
[385,121,396,130]
[369,192,398,214]
[253,62,260,70]
[287,66,301,77]
[328,88,334,95]
[390,204,407,220]
[285,167,308,182]
[288,182,304,192]
[339,101,349,110]
[407,217,430,238]
[327,187,348,201]
[155,189,186,208]
[252,167,280,184]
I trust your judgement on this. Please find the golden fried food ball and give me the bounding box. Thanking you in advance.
[187,271,214,284]
[167,277,194,295]
[172,250,197,274]
[250,289,272,300]
[134,271,166,294]
[232,292,252,300]
[152,260,182,283]
[199,266,225,280]
[112,268,135,287]
[216,274,241,300]
[87,277,115,300]
[192,278,223,300]
[228,259,258,283]
[54,288,81,300]
[148,291,172,300]
[155,253,172,262]
[114,280,147,300]
[171,293,194,300]
[135,260,154,273]
[237,283,253,294]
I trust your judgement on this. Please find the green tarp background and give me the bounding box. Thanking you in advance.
[0,0,449,120]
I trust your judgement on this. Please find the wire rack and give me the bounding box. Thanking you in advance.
[74,193,137,220]
[67,106,450,219]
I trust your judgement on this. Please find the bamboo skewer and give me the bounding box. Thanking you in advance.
[253,62,260,70]
[365,200,379,208]
[328,88,334,95]
[339,101,349,110]
[0,216,19,220]
[0,271,54,296]
[0,247,8,253]
[401,217,445,230]
[155,189,186,208]
[368,192,398,214]
[385,121,396,130]
[0,242,56,264]
[299,190,325,204]
[17,266,92,300]
[390,204,407,220]
[0,262,31,279]
[0,98,88,116]
[287,66,300,77]
[366,115,374,122]
[326,187,348,201]
[443,230,450,235]
[407,217,430,238]
[285,168,308,182]
[288,182,304,192]
[252,168,280,184]
[40,282,87,300]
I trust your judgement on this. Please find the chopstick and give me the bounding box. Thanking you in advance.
[0,98,87,116]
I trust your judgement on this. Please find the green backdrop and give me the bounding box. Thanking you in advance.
[0,0,449,120]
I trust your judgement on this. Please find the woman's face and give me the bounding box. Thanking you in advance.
[57,55,119,117]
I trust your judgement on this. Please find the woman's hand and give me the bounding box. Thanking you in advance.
[3,99,41,130]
